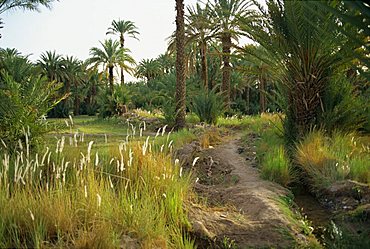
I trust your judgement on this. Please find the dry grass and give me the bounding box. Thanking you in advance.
[0,123,196,248]
[296,131,370,190]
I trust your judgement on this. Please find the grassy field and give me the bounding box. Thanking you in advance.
[0,115,197,248]
[1,114,369,248]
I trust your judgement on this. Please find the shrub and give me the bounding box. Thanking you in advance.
[191,88,224,125]
[97,86,131,118]
[0,72,64,151]
[318,76,366,133]
[162,99,177,126]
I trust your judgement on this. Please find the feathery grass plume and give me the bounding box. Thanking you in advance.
[0,121,194,248]
[192,157,200,167]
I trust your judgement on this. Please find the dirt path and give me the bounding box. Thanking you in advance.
[183,133,307,248]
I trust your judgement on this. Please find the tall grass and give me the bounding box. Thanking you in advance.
[296,131,370,190]
[245,114,296,187]
[0,124,195,248]
[261,146,294,187]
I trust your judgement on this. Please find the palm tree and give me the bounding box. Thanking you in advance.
[237,45,272,113]
[88,39,135,94]
[208,0,254,108]
[38,51,71,117]
[174,0,186,130]
[83,67,103,115]
[135,58,162,82]
[0,48,33,81]
[0,0,56,14]
[185,3,215,90]
[313,1,369,81]
[156,53,175,75]
[106,19,139,85]
[61,56,84,115]
[38,50,63,82]
[241,0,360,143]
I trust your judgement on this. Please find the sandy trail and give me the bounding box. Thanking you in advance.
[187,133,303,248]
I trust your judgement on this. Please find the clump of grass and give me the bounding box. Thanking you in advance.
[186,113,200,125]
[198,128,222,148]
[0,124,195,248]
[295,131,370,191]
[261,146,295,187]
[217,115,250,128]
[247,114,295,187]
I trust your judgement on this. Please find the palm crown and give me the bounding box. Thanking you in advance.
[88,39,135,92]
[106,19,140,46]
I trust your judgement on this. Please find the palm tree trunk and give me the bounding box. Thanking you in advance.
[175,0,186,130]
[221,34,232,109]
[108,66,114,94]
[200,41,208,90]
[63,81,71,113]
[120,68,125,86]
[259,75,266,113]
[74,97,80,116]
[243,85,250,114]
[120,35,125,85]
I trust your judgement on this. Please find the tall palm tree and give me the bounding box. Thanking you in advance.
[83,67,104,115]
[38,51,71,117]
[156,53,175,75]
[61,56,84,115]
[185,3,215,90]
[106,19,139,85]
[208,0,254,108]
[241,0,359,143]
[174,0,186,130]
[135,58,162,82]
[38,50,63,82]
[0,48,34,83]
[0,0,56,14]
[88,39,135,94]
[237,45,272,113]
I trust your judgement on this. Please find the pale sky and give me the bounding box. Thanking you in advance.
[0,0,256,81]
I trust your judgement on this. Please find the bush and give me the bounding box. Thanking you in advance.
[162,99,176,126]
[191,88,224,125]
[97,86,131,118]
[318,76,366,133]
[0,72,64,151]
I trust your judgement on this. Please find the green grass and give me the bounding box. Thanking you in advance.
[276,196,323,248]
[296,131,370,190]
[48,115,133,135]
[261,146,295,187]
[236,114,295,187]
[0,125,196,248]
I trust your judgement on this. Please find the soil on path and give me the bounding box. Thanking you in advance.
[179,133,308,248]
